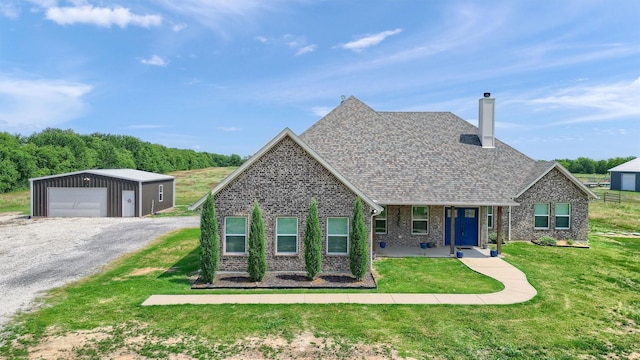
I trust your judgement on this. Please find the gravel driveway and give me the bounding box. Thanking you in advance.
[0,214,199,330]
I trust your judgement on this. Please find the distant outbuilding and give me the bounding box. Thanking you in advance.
[30,169,175,217]
[609,158,640,192]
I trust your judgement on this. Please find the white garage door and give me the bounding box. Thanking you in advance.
[621,173,636,191]
[48,187,108,217]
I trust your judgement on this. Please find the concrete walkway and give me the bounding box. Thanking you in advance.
[142,255,537,306]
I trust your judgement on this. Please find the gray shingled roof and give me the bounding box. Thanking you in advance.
[299,96,544,206]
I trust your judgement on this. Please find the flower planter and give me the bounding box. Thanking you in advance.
[456,250,464,258]
[426,242,434,248]
[420,242,428,249]
[490,249,498,257]
[379,242,387,248]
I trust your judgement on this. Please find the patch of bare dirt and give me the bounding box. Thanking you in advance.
[23,326,408,360]
[127,267,166,277]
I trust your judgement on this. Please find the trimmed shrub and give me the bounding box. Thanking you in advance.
[247,201,267,281]
[488,232,506,244]
[538,235,557,246]
[349,198,368,281]
[304,198,322,280]
[199,193,218,284]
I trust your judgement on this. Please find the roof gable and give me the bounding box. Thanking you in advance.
[189,128,382,213]
[515,161,598,199]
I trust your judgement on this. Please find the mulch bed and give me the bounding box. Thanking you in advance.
[191,271,377,289]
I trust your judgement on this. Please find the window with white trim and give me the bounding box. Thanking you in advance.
[225,217,247,253]
[555,203,570,229]
[534,203,549,229]
[158,184,164,202]
[276,217,298,254]
[412,206,428,234]
[375,206,387,234]
[327,217,349,254]
[487,206,494,229]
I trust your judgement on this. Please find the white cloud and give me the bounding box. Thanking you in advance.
[295,44,317,56]
[140,55,168,67]
[217,126,242,132]
[0,3,19,18]
[0,76,92,129]
[528,76,640,125]
[311,106,331,117]
[255,36,269,44]
[338,28,402,52]
[172,23,187,32]
[45,5,162,28]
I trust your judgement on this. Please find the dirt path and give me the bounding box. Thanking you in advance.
[0,214,199,329]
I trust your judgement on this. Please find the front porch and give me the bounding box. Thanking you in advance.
[375,245,493,258]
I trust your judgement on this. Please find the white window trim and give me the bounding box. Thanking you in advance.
[158,184,164,202]
[275,217,298,255]
[375,206,387,234]
[487,206,494,229]
[555,203,571,230]
[326,217,349,255]
[224,216,247,255]
[412,206,429,235]
[534,203,550,230]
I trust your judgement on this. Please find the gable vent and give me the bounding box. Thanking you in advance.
[478,93,495,148]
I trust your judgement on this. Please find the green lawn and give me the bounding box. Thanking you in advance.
[1,226,638,359]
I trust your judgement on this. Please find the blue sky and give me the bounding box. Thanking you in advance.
[1,0,638,161]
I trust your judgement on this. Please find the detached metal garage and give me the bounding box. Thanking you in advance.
[30,169,175,217]
[609,158,640,192]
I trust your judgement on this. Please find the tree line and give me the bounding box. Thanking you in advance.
[0,128,245,193]
[554,156,636,175]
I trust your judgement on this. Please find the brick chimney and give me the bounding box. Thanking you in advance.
[478,93,495,148]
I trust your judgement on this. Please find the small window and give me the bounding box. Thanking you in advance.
[225,217,247,253]
[158,184,164,202]
[375,206,387,234]
[555,203,570,229]
[487,206,494,229]
[276,217,298,254]
[327,217,349,254]
[534,203,549,229]
[412,206,428,234]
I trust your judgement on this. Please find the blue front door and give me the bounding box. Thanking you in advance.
[445,207,479,246]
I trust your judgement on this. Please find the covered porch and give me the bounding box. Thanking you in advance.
[375,245,493,258]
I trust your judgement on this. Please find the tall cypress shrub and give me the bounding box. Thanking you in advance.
[247,201,266,281]
[304,198,322,280]
[199,193,218,284]
[349,198,368,281]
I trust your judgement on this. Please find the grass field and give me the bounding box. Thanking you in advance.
[0,167,639,358]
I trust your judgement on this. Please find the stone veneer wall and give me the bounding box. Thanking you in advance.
[374,205,445,247]
[213,136,373,272]
[510,168,589,241]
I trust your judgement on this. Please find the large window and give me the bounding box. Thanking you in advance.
[327,217,349,254]
[555,203,571,229]
[487,206,494,229]
[276,217,298,254]
[225,217,247,253]
[412,206,428,234]
[375,206,387,234]
[534,203,549,229]
[158,184,164,202]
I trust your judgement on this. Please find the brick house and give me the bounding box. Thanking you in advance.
[191,95,596,272]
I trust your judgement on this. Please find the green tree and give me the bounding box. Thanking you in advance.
[199,193,218,284]
[247,201,266,281]
[304,198,322,280]
[349,198,368,281]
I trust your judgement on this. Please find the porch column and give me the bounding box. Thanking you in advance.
[496,206,503,255]
[449,205,456,255]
